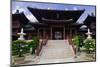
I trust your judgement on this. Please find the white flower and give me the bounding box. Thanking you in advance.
[25,45,28,47]
[20,49,23,52]
[72,39,74,41]
[89,43,91,44]
[21,45,25,47]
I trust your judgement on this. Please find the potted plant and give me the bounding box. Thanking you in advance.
[12,40,29,64]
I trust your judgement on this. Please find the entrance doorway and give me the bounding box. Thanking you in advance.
[54,31,62,39]
[52,27,63,40]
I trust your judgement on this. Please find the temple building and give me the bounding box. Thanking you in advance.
[12,7,85,40]
[12,10,30,40]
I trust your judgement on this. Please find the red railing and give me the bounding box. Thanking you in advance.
[68,36,77,58]
[35,39,48,56]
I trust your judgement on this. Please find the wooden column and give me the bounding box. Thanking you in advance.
[68,24,69,39]
[28,33,31,40]
[43,28,45,39]
[75,28,77,36]
[70,28,72,38]
[50,26,52,40]
[63,26,65,40]
[69,24,72,39]
[37,28,39,38]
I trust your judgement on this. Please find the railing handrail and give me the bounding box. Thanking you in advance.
[68,36,77,58]
[35,38,48,56]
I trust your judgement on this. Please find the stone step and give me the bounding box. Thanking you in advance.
[40,40,74,59]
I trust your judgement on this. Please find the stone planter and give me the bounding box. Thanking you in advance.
[92,52,96,59]
[84,52,96,61]
[14,56,25,64]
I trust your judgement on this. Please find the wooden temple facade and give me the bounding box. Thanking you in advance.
[12,7,85,40]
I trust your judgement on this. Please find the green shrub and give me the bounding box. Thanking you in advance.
[12,40,29,57]
[72,35,85,52]
[28,36,39,54]
[83,39,96,53]
[32,36,39,47]
[72,35,80,46]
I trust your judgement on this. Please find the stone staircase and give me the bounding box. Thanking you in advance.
[40,40,74,59]
[18,40,91,65]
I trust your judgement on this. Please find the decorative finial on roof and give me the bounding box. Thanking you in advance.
[73,7,78,10]
[91,12,94,16]
[16,10,19,14]
[65,8,68,10]
[47,7,50,10]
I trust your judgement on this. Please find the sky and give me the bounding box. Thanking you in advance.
[12,1,96,23]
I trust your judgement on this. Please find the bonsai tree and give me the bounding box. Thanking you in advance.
[83,38,96,53]
[28,36,39,54]
[12,40,29,57]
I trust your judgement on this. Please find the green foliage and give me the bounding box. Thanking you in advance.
[72,35,80,46]
[32,36,39,47]
[28,36,39,54]
[12,40,29,57]
[83,39,96,53]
